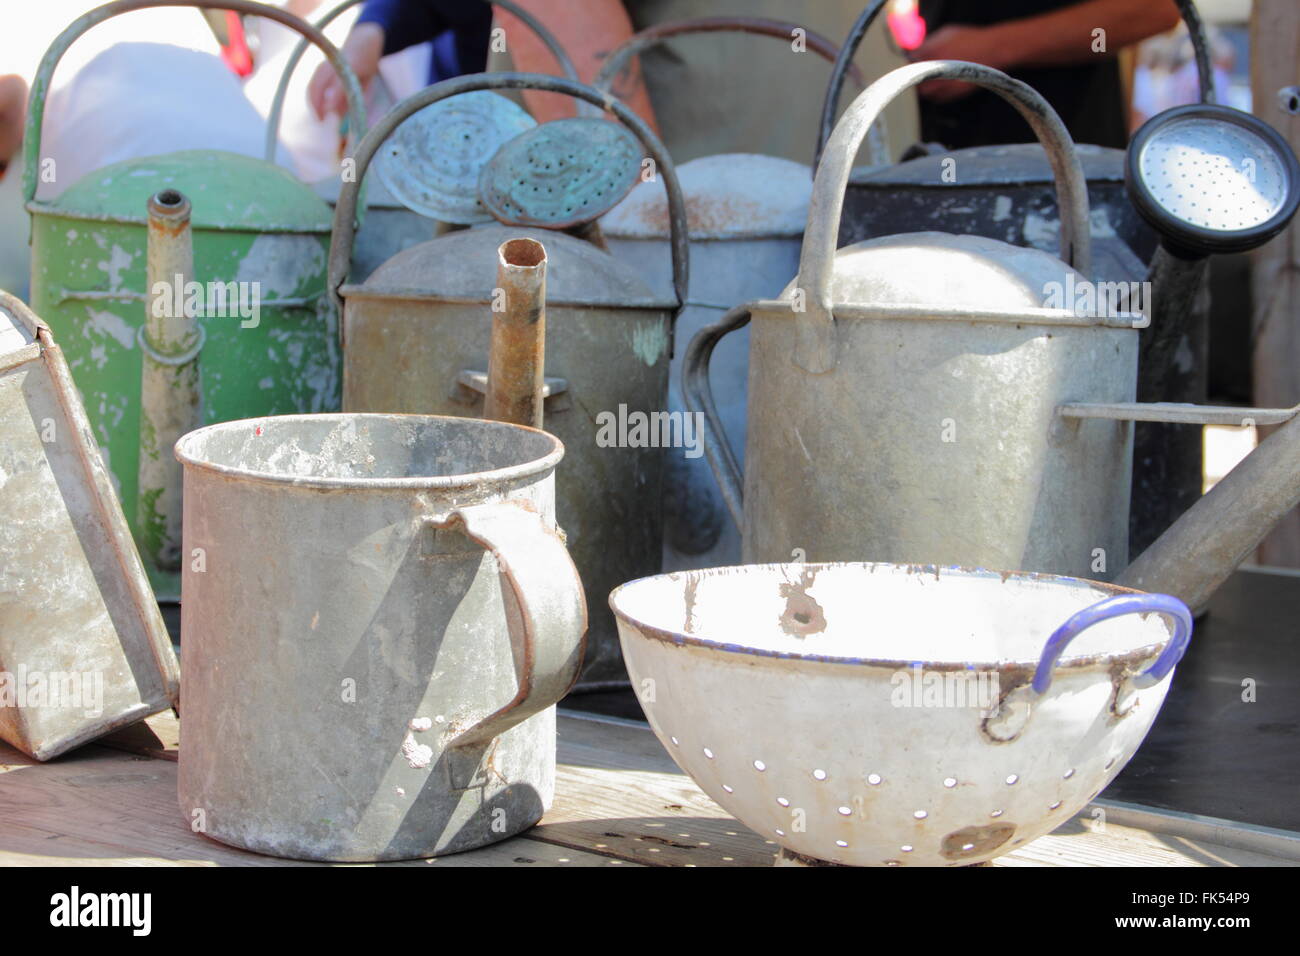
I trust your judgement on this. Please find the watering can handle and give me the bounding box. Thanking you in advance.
[681,304,751,529]
[1033,593,1192,696]
[592,16,884,168]
[263,0,587,165]
[328,71,689,344]
[22,0,366,207]
[794,60,1092,373]
[424,502,586,748]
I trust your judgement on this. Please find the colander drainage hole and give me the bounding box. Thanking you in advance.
[1048,801,1062,811]
[722,784,733,793]
[835,840,849,848]
[837,806,852,816]
[753,760,767,772]
[703,747,714,759]
[670,736,679,746]
[1063,768,1075,779]
[777,797,790,808]
[1104,758,1115,770]
[813,769,828,781]
[867,773,883,786]
[943,777,957,788]
[990,809,1004,818]
[775,828,786,837]
[1005,774,1019,786]
[901,845,914,853]
[913,810,928,820]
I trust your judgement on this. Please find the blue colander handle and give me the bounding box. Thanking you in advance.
[1032,593,1193,696]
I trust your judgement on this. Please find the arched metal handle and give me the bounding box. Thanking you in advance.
[23,0,365,206]
[263,0,585,165]
[328,71,689,341]
[425,500,586,748]
[681,304,751,530]
[1033,593,1193,695]
[593,15,882,168]
[794,60,1091,373]
[1175,0,1217,105]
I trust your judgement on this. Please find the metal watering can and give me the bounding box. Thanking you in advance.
[596,17,881,568]
[24,0,365,599]
[175,410,586,861]
[330,73,687,688]
[263,0,582,281]
[684,60,1300,615]
[818,0,1219,557]
[0,292,178,761]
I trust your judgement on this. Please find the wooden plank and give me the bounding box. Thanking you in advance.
[0,740,631,867]
[1250,0,1300,566]
[6,710,1296,867]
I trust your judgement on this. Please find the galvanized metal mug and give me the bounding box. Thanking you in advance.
[175,413,586,861]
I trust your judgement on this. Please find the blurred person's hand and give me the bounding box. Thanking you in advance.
[910,24,1008,103]
[307,21,383,120]
[0,74,28,175]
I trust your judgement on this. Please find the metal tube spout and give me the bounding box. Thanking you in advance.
[484,237,547,429]
[138,189,202,573]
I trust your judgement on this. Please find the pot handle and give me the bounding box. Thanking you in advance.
[22,0,366,207]
[263,0,585,165]
[794,60,1091,373]
[329,72,688,342]
[592,15,882,167]
[424,501,587,748]
[681,304,750,529]
[1033,593,1192,695]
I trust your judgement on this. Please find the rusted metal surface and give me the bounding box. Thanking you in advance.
[595,15,881,168]
[479,118,643,229]
[611,563,1187,866]
[485,238,547,428]
[331,72,688,687]
[175,413,586,861]
[137,190,201,574]
[0,292,178,762]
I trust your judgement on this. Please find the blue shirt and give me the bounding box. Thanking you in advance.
[357,0,494,84]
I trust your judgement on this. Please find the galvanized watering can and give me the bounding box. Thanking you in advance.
[0,292,178,761]
[819,0,1218,556]
[685,61,1300,615]
[263,0,581,281]
[176,412,585,861]
[596,16,881,569]
[612,562,1192,866]
[331,73,688,688]
[25,0,365,598]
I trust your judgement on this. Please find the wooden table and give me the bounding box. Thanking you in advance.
[1,710,1297,867]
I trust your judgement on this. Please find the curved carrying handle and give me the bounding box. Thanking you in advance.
[1175,0,1217,105]
[592,15,881,166]
[264,0,585,164]
[795,60,1091,373]
[328,71,689,335]
[1033,593,1193,695]
[681,304,751,529]
[23,0,366,206]
[426,501,587,748]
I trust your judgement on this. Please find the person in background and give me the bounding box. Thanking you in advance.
[307,0,493,120]
[0,74,26,181]
[910,0,1181,149]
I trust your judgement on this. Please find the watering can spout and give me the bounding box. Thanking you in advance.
[1116,405,1300,611]
[485,238,548,429]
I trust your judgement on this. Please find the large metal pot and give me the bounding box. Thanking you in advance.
[330,73,687,688]
[23,0,366,598]
[685,60,1300,615]
[176,413,585,861]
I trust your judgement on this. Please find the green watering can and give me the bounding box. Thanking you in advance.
[24,0,365,599]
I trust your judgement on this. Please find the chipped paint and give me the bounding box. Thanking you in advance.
[630,318,668,366]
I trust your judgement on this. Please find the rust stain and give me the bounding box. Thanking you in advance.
[778,565,826,637]
[940,823,1017,860]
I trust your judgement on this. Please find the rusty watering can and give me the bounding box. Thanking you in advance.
[176,411,585,861]
[330,73,687,688]
[819,0,1218,558]
[264,0,582,281]
[25,0,365,600]
[595,17,879,569]
[684,61,1300,616]
[0,292,179,761]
